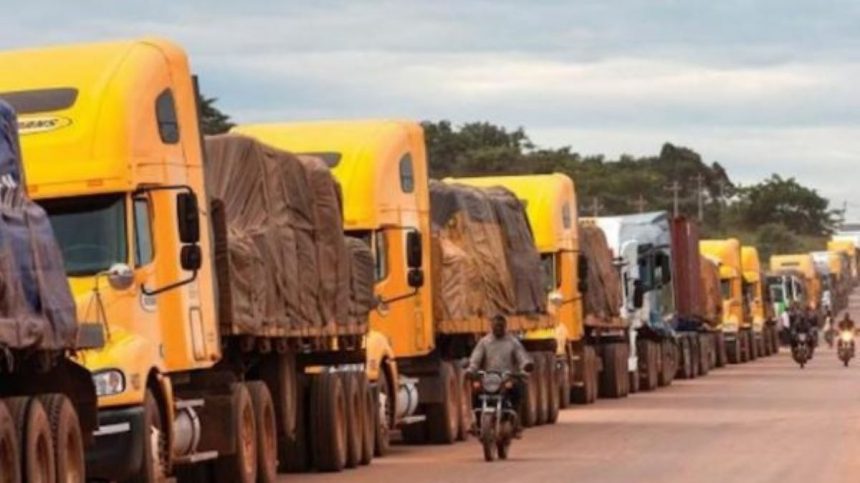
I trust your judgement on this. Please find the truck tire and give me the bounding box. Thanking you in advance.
[676,337,693,379]
[340,373,363,469]
[689,336,701,378]
[260,353,307,472]
[522,365,538,426]
[215,383,257,483]
[246,382,277,483]
[726,336,741,364]
[598,343,628,399]
[770,327,780,355]
[533,354,548,425]
[572,345,598,404]
[698,335,710,376]
[310,372,348,472]
[374,370,393,454]
[639,340,659,391]
[0,400,21,483]
[427,361,458,444]
[558,359,572,409]
[658,340,676,387]
[6,397,55,483]
[749,331,759,360]
[454,365,472,441]
[38,394,84,483]
[545,353,560,424]
[359,378,374,465]
[123,390,167,483]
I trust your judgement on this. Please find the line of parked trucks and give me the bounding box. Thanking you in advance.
[0,38,857,482]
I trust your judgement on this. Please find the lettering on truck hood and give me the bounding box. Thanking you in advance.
[18,115,72,135]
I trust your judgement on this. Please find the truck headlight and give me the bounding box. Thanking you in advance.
[93,370,126,397]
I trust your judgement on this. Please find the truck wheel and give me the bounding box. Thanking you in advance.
[522,362,538,426]
[122,390,167,483]
[38,394,84,483]
[374,371,393,453]
[698,335,710,376]
[215,383,257,483]
[260,353,305,472]
[572,345,598,404]
[749,332,759,360]
[599,343,627,398]
[0,400,21,483]
[639,340,659,391]
[6,398,55,483]
[690,336,701,378]
[726,336,741,364]
[359,378,374,465]
[545,354,560,424]
[454,365,473,441]
[427,361,459,444]
[340,373,363,469]
[658,340,676,387]
[246,382,277,483]
[558,359,572,409]
[533,354,548,425]
[310,372,347,472]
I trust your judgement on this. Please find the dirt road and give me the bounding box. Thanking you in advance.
[287,299,860,483]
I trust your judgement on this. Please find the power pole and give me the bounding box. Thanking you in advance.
[696,173,704,222]
[667,180,682,217]
[591,197,602,217]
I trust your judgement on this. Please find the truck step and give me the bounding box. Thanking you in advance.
[400,415,427,425]
[173,451,219,465]
[175,399,205,410]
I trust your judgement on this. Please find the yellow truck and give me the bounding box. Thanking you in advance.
[827,239,858,287]
[700,239,754,363]
[236,121,561,449]
[770,254,822,321]
[2,38,377,481]
[741,247,778,356]
[456,175,634,403]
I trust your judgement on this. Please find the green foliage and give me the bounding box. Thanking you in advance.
[423,120,834,250]
[199,95,234,135]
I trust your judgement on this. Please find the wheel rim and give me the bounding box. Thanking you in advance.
[240,402,256,475]
[65,426,84,483]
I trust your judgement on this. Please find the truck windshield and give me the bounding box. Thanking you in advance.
[38,194,128,276]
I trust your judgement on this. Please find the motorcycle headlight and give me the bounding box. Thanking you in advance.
[93,369,126,397]
[482,373,503,393]
[841,332,854,342]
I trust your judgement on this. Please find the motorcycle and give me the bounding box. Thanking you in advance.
[472,370,525,462]
[792,332,811,369]
[837,330,855,367]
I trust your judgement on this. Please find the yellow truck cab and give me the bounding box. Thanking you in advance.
[233,121,446,446]
[741,246,778,357]
[770,254,822,318]
[700,239,754,363]
[3,39,376,481]
[0,38,220,480]
[827,239,858,287]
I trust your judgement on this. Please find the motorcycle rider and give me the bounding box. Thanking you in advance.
[467,314,533,436]
[838,313,855,333]
[790,308,814,349]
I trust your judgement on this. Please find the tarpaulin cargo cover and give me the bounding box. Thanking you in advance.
[0,100,78,351]
[429,180,550,333]
[205,134,371,338]
[579,223,625,329]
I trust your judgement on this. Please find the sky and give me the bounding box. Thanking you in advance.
[4,1,860,218]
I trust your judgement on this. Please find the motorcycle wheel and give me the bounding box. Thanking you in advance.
[497,439,510,460]
[480,414,496,462]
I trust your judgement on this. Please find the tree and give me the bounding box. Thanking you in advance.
[755,223,801,260]
[736,175,836,236]
[199,95,234,135]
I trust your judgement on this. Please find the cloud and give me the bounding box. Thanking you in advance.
[1,0,859,217]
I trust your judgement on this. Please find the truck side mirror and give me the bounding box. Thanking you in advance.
[181,244,202,271]
[633,280,645,309]
[407,268,424,288]
[578,254,589,293]
[406,231,422,269]
[177,192,200,244]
